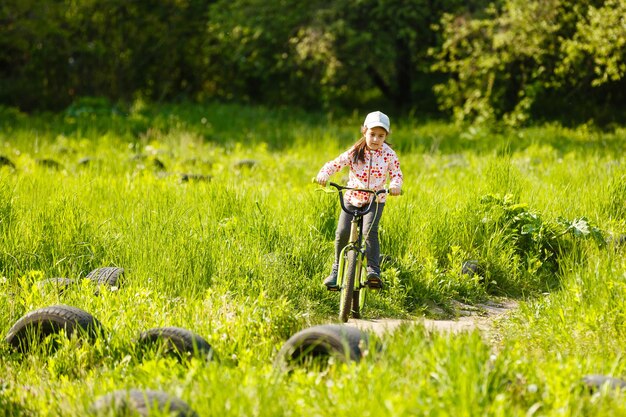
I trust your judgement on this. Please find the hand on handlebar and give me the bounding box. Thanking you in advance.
[314,173,329,187]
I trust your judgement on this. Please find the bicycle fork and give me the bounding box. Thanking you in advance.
[337,216,366,291]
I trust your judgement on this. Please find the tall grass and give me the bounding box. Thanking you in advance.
[0,101,625,415]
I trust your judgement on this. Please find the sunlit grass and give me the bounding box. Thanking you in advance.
[0,101,625,415]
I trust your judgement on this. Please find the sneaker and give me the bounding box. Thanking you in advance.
[366,274,382,290]
[323,272,338,290]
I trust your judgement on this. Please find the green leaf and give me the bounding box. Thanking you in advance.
[590,226,607,248]
[521,223,539,235]
[569,217,590,237]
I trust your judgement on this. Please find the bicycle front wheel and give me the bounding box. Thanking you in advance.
[339,248,358,323]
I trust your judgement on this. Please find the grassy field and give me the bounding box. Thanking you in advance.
[1,100,626,416]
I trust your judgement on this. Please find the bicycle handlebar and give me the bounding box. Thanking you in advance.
[328,182,387,217]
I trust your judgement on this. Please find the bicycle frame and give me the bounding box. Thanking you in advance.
[336,209,368,319]
[328,182,387,322]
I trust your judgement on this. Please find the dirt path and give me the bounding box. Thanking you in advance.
[347,298,518,337]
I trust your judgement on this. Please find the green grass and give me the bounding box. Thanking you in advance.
[0,101,625,415]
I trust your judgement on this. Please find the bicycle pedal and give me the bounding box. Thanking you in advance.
[366,281,382,290]
[366,276,382,290]
[326,285,339,292]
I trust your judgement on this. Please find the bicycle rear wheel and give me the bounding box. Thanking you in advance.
[339,248,358,323]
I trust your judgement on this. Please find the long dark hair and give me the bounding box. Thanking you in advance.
[350,137,368,164]
[350,130,393,164]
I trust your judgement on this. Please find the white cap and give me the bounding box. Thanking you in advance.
[363,111,390,132]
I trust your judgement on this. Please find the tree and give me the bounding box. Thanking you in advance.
[433,0,626,125]
[202,0,490,113]
[0,0,211,110]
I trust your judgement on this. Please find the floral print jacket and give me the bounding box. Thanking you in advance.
[317,143,403,207]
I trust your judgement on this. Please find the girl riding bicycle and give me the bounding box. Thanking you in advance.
[315,111,403,290]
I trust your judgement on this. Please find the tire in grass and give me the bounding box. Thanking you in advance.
[612,234,626,247]
[152,157,166,171]
[36,278,75,294]
[582,374,626,392]
[5,304,103,353]
[180,173,212,183]
[276,324,369,369]
[90,389,198,417]
[86,267,125,288]
[36,158,63,170]
[233,159,258,169]
[461,260,482,277]
[138,327,214,360]
[0,155,16,170]
[77,156,97,167]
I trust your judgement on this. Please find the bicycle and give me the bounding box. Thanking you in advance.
[320,182,388,323]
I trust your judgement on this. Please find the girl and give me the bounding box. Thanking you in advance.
[315,111,403,289]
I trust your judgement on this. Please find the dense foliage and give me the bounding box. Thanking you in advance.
[2,0,625,124]
[433,0,626,125]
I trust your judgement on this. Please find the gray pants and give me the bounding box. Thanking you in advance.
[332,202,385,277]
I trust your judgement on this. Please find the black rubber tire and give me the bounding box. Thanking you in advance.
[233,159,258,169]
[138,327,214,360]
[582,374,626,392]
[152,157,166,171]
[614,234,626,246]
[276,324,368,368]
[5,305,103,353]
[0,155,16,170]
[340,249,358,323]
[461,260,483,277]
[180,173,212,183]
[352,289,361,319]
[36,158,63,170]
[36,278,75,294]
[90,389,198,417]
[86,267,125,287]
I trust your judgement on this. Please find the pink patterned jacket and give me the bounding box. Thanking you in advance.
[317,143,403,207]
